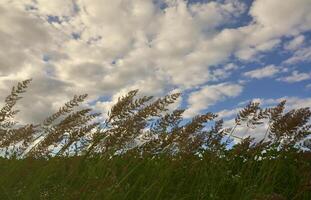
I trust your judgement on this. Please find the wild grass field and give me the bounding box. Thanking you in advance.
[0,80,311,200]
[1,150,311,199]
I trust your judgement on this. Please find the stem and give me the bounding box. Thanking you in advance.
[225,123,238,143]
[263,117,271,142]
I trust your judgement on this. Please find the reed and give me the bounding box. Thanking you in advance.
[0,79,310,199]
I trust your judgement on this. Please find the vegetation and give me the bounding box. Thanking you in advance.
[0,79,311,199]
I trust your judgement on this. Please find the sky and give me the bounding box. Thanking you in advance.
[0,0,310,139]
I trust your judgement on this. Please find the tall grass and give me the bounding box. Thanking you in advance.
[1,151,311,199]
[0,79,311,199]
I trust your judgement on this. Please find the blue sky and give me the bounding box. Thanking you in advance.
[0,0,310,138]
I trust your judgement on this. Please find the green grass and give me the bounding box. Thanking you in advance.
[1,80,310,199]
[1,151,311,200]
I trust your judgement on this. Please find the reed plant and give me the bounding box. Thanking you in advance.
[0,79,310,199]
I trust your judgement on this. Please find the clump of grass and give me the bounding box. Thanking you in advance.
[1,151,311,199]
[0,79,311,199]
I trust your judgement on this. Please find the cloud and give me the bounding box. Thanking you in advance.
[184,83,243,118]
[216,107,241,119]
[189,0,246,29]
[234,0,311,61]
[0,0,310,124]
[238,96,311,110]
[284,35,305,51]
[0,4,54,76]
[210,63,239,81]
[243,65,280,79]
[264,97,311,109]
[278,70,311,83]
[284,47,311,64]
[250,0,311,37]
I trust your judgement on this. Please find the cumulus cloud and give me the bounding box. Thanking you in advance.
[0,4,52,76]
[284,35,305,51]
[269,97,311,108]
[184,83,243,118]
[238,96,311,111]
[217,107,241,119]
[249,0,311,36]
[284,47,311,64]
[0,0,310,124]
[234,0,311,60]
[243,65,280,79]
[278,70,311,83]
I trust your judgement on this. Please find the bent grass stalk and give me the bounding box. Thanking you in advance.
[0,79,310,199]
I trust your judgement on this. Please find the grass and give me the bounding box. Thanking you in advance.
[1,150,311,200]
[1,79,311,199]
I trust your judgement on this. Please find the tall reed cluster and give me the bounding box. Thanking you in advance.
[0,79,310,159]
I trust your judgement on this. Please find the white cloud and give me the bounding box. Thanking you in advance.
[278,70,311,83]
[263,97,311,109]
[284,35,305,51]
[0,0,310,124]
[234,0,311,61]
[0,4,54,76]
[217,107,241,119]
[243,65,279,79]
[184,83,243,118]
[189,0,246,30]
[250,0,311,37]
[210,63,239,81]
[284,47,311,64]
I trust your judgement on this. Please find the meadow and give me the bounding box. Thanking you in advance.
[0,79,310,200]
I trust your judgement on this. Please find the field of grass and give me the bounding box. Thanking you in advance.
[1,149,311,200]
[1,80,311,199]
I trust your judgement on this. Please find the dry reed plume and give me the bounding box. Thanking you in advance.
[0,79,310,159]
